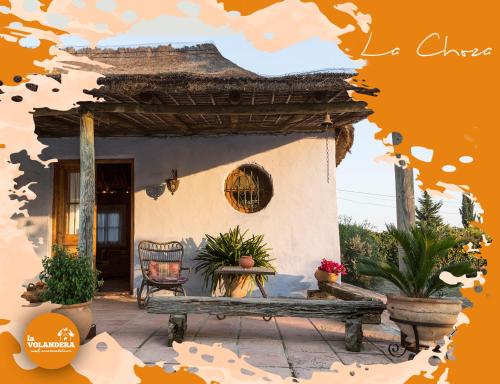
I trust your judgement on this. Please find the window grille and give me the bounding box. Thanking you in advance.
[224,165,273,213]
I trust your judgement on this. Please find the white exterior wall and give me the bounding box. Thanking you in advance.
[17,134,340,297]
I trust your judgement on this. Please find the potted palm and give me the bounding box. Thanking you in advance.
[357,225,475,347]
[194,226,275,297]
[40,245,102,342]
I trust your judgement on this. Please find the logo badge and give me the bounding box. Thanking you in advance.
[24,313,80,369]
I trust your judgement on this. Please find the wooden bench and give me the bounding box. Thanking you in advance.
[317,281,388,324]
[147,296,386,352]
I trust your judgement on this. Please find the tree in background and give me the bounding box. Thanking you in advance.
[416,191,443,229]
[459,193,476,228]
[339,216,398,287]
[338,216,376,284]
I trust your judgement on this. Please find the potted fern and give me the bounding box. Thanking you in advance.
[194,226,275,297]
[357,225,475,347]
[40,245,102,342]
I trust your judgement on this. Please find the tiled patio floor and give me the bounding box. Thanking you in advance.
[92,296,410,379]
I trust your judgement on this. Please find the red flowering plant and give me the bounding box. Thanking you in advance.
[318,258,347,275]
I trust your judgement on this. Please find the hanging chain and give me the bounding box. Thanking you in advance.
[325,126,330,183]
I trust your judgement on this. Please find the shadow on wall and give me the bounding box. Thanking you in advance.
[132,236,312,298]
[260,274,312,298]
[10,150,51,259]
[38,134,308,194]
[13,135,308,262]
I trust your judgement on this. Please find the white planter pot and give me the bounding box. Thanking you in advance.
[386,294,461,347]
[53,301,93,344]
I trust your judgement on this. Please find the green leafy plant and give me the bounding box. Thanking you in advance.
[194,226,275,293]
[357,225,475,298]
[40,245,103,305]
[438,225,487,271]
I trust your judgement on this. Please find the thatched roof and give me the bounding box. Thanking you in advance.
[63,44,258,78]
[36,44,376,166]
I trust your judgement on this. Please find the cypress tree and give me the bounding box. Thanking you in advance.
[459,193,476,228]
[416,191,443,229]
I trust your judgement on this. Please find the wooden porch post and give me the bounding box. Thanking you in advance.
[78,110,95,262]
[392,133,415,270]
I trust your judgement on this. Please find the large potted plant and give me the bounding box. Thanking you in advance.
[357,225,475,347]
[194,226,275,297]
[40,245,102,342]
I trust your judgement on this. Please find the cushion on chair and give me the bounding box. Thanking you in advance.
[148,261,181,282]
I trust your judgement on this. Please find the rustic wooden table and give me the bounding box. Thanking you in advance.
[215,266,276,298]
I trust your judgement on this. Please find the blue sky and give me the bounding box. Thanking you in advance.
[336,120,462,230]
[59,8,463,230]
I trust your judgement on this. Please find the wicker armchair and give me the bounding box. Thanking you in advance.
[137,240,189,308]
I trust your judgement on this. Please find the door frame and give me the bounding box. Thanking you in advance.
[51,158,135,294]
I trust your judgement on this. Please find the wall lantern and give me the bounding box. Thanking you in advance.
[166,169,180,195]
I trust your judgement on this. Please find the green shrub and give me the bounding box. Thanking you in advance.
[357,225,476,297]
[439,225,487,271]
[40,245,103,305]
[339,215,487,291]
[339,216,376,284]
[194,226,275,293]
[372,230,399,266]
[339,216,398,287]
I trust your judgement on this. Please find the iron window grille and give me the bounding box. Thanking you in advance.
[224,165,273,213]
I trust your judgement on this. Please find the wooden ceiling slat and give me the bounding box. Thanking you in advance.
[328,89,346,103]
[186,93,196,105]
[167,93,180,105]
[279,115,305,131]
[34,88,371,138]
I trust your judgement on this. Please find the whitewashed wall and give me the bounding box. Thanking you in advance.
[15,133,340,297]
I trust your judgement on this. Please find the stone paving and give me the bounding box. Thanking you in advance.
[92,296,410,380]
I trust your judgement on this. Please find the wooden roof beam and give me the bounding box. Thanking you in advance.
[148,92,191,133]
[186,93,196,105]
[328,89,346,103]
[209,94,223,125]
[280,115,308,131]
[229,115,238,131]
[171,115,192,133]
[34,101,368,117]
[167,93,179,105]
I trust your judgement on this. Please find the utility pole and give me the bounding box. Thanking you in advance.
[392,133,415,270]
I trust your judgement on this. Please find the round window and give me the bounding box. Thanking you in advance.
[225,165,273,213]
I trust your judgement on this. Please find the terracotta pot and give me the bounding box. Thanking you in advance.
[314,268,339,283]
[223,276,252,298]
[53,301,93,344]
[22,283,48,303]
[386,294,462,347]
[239,255,255,269]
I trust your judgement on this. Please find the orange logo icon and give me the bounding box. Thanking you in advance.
[23,313,80,369]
